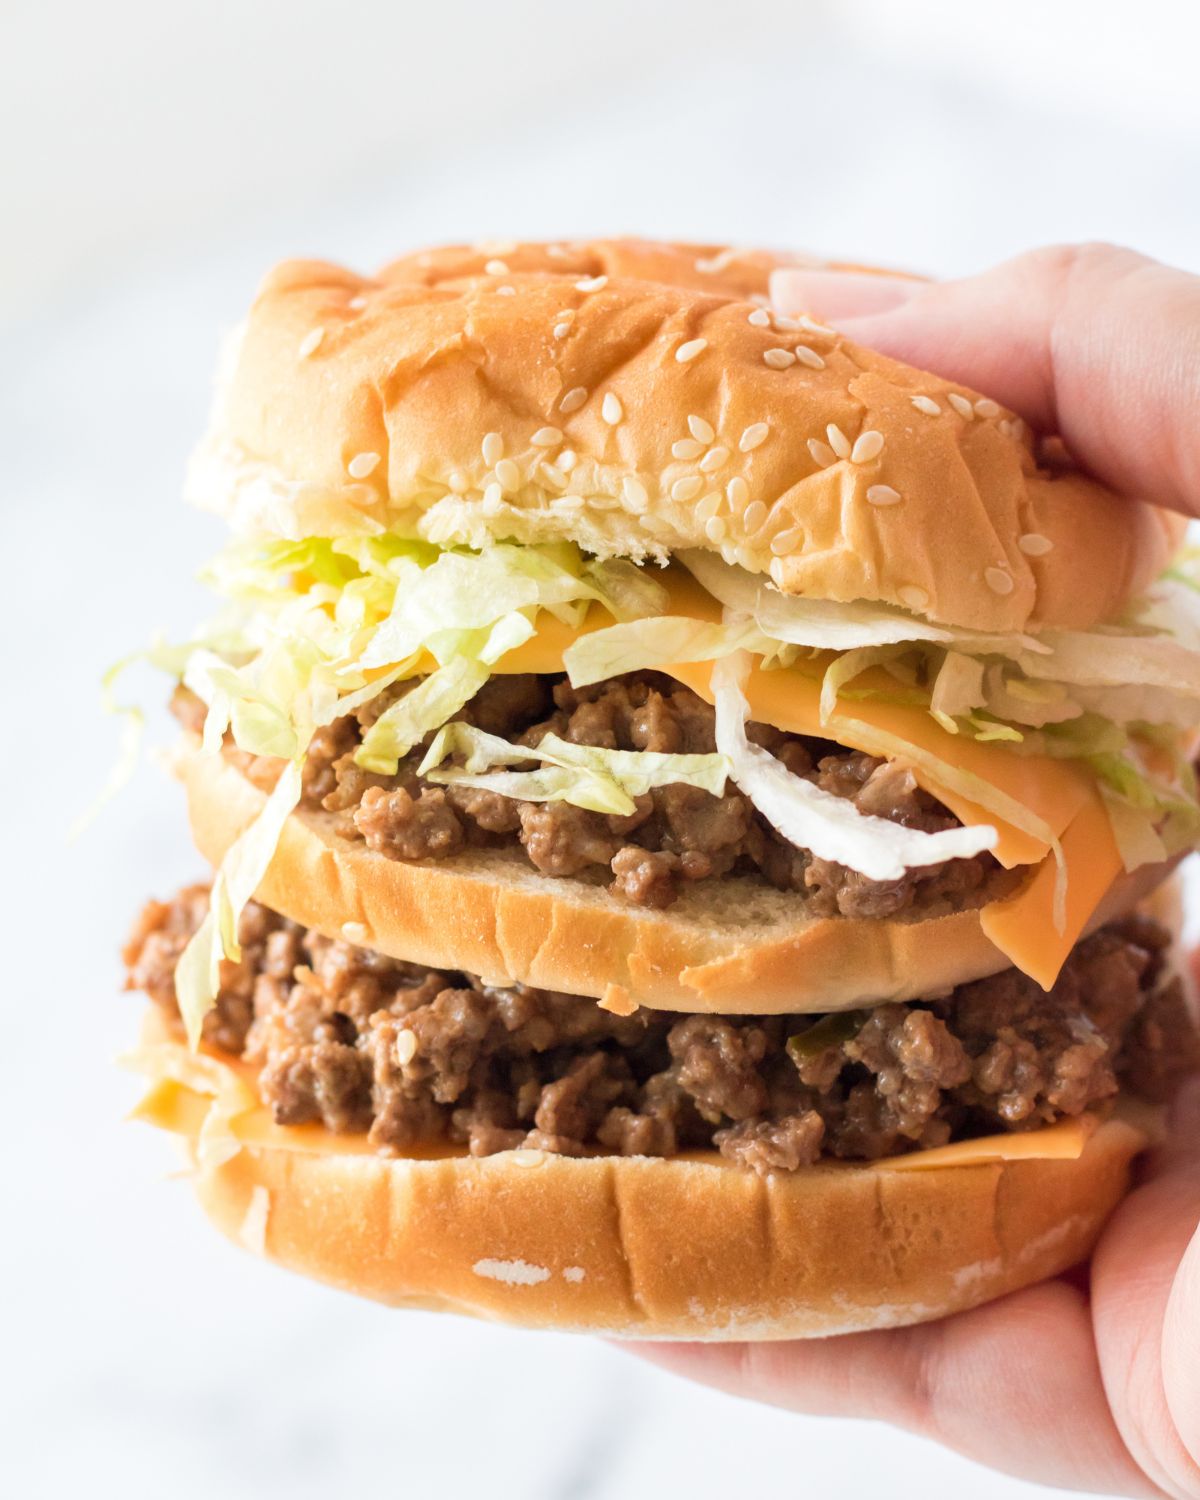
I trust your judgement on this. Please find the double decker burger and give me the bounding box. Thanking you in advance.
[124,239,1200,1338]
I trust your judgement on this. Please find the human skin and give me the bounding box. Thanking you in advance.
[625,245,1200,1499]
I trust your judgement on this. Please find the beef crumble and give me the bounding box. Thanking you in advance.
[126,887,1198,1176]
[173,671,1017,917]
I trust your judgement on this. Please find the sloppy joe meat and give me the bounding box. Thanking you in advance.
[125,887,1196,1176]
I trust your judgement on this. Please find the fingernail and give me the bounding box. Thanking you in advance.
[769,269,921,324]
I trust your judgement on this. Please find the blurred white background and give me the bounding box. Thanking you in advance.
[4,2,1199,1496]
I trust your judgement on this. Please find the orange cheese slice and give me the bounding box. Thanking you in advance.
[981,789,1124,990]
[132,1074,1104,1173]
[877,1113,1097,1171]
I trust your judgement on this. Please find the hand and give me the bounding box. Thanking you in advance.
[625,246,1200,1499]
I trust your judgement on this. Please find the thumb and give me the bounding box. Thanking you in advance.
[771,244,1200,517]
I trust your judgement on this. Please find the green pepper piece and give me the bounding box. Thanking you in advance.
[786,1009,867,1062]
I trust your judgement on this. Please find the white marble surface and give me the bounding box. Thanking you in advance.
[5,3,1200,1495]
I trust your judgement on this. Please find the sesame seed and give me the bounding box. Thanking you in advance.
[699,445,729,473]
[601,392,623,425]
[395,1031,418,1065]
[297,327,324,359]
[694,247,737,274]
[742,500,767,534]
[687,414,715,444]
[575,275,608,292]
[748,308,771,327]
[495,458,521,493]
[672,438,705,461]
[347,294,367,310]
[808,439,837,468]
[538,462,568,491]
[623,476,650,511]
[347,451,381,479]
[1018,532,1053,557]
[796,314,835,336]
[726,477,749,510]
[734,546,757,569]
[771,527,803,555]
[985,566,1014,595]
[484,258,509,275]
[482,431,504,466]
[557,449,577,471]
[696,492,722,523]
[496,285,516,296]
[974,397,1001,418]
[340,921,368,943]
[763,348,796,370]
[899,585,929,612]
[510,1149,548,1169]
[563,1266,586,1282]
[552,322,572,339]
[826,424,851,459]
[672,475,703,502]
[482,482,504,515]
[911,395,941,416]
[676,338,708,363]
[947,393,975,419]
[553,494,585,510]
[531,426,562,447]
[866,484,902,507]
[705,516,727,542]
[793,345,825,370]
[559,387,588,413]
[739,422,769,452]
[850,430,885,464]
[447,471,468,493]
[772,314,801,332]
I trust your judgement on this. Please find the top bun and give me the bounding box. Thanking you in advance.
[187,238,1182,632]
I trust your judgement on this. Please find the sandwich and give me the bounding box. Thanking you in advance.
[122,238,1200,1339]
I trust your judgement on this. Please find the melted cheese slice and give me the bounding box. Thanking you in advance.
[131,1073,1103,1173]
[981,789,1122,990]
[492,566,1130,988]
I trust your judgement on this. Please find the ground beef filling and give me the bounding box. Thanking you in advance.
[125,888,1198,1175]
[173,671,1018,919]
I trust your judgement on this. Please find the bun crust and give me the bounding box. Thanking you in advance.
[179,744,1175,1013]
[187,237,1181,632]
[157,1043,1146,1340]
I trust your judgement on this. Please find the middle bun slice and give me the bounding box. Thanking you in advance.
[179,738,1173,1015]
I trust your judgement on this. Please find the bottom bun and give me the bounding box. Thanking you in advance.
[137,1017,1148,1339]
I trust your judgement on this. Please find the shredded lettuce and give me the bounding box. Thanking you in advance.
[712,654,997,882]
[419,720,729,816]
[931,653,986,720]
[564,616,762,687]
[69,655,146,840]
[682,550,1049,656]
[174,756,304,1046]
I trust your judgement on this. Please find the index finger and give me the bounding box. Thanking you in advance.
[772,244,1200,517]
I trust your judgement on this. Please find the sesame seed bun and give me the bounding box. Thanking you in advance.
[186,238,1182,632]
[178,743,1178,1013]
[135,1010,1151,1340]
